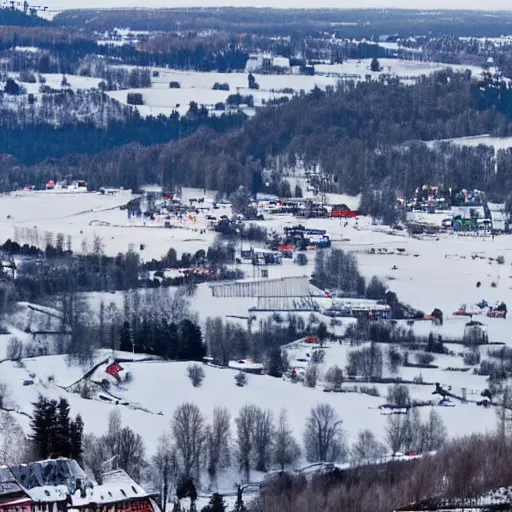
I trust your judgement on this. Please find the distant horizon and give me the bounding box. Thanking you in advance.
[46,1,512,13]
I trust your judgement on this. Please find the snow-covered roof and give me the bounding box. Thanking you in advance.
[25,485,69,502]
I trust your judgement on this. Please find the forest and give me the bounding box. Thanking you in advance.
[3,70,512,204]
[54,8,512,38]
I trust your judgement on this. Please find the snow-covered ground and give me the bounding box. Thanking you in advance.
[425,134,512,151]
[105,59,488,117]
[0,189,510,492]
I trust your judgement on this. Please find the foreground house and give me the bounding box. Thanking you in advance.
[0,459,159,512]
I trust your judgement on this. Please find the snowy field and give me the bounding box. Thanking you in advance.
[0,190,510,491]
[106,59,487,117]
[426,134,512,151]
[0,189,219,259]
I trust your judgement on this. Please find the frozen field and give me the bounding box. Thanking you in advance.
[106,59,486,117]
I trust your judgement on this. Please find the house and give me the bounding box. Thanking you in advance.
[0,459,159,512]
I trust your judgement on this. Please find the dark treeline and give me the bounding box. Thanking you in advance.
[4,70,512,198]
[55,8,512,38]
[0,7,48,27]
[0,111,245,173]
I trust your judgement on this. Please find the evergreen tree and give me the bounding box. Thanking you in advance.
[70,414,84,462]
[56,397,72,457]
[201,493,225,512]
[31,395,54,459]
[178,319,205,361]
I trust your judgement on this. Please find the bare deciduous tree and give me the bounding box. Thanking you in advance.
[351,429,386,463]
[236,404,258,482]
[274,409,301,471]
[206,407,231,486]
[385,413,407,455]
[82,433,112,484]
[187,364,205,387]
[117,426,146,482]
[0,411,27,464]
[304,364,319,388]
[171,403,206,479]
[254,407,274,472]
[420,409,447,452]
[304,403,346,462]
[152,433,180,512]
[324,365,344,391]
[6,337,23,361]
[387,384,411,409]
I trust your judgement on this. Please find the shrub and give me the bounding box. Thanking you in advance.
[304,365,318,388]
[80,382,92,399]
[235,371,248,387]
[415,352,435,366]
[324,365,343,390]
[360,385,379,397]
[187,363,205,387]
[295,253,308,266]
[19,70,36,83]
[6,337,23,361]
[366,276,387,300]
[463,349,481,366]
[127,92,143,105]
[311,349,325,364]
[387,384,411,408]
[169,81,181,88]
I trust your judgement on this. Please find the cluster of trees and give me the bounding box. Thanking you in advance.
[252,430,512,512]
[312,249,387,299]
[30,396,84,461]
[205,314,321,367]
[82,409,145,482]
[54,8,512,39]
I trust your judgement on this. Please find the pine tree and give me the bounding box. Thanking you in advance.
[70,414,84,462]
[56,398,71,457]
[178,320,205,361]
[201,493,225,512]
[31,395,57,459]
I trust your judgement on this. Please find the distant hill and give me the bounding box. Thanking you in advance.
[0,7,48,27]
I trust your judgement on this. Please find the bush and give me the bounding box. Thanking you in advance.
[212,82,230,91]
[6,337,23,361]
[366,276,387,300]
[360,385,379,397]
[387,384,410,408]
[311,349,325,364]
[235,371,248,387]
[80,382,92,399]
[19,70,37,83]
[324,365,343,390]
[127,92,143,105]
[187,363,205,387]
[295,253,308,266]
[415,352,435,366]
[463,349,481,366]
[304,365,318,388]
[169,81,181,88]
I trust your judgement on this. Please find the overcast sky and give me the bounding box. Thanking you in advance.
[48,0,512,12]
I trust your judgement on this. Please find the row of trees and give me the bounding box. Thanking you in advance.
[80,401,445,500]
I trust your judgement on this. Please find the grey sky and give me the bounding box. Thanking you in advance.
[47,0,512,13]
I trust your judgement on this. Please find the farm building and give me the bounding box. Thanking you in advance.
[0,459,158,512]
